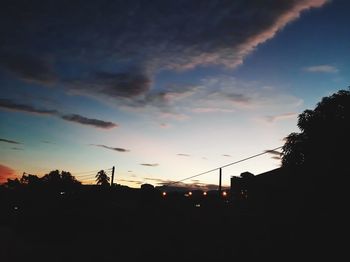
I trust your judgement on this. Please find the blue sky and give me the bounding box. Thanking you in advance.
[0,0,349,188]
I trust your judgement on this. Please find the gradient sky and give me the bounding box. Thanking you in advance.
[0,0,349,188]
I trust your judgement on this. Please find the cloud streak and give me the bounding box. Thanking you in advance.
[0,138,22,145]
[0,98,58,115]
[265,112,298,122]
[91,144,130,152]
[140,163,159,167]
[0,99,117,129]
[177,153,191,157]
[61,114,117,129]
[66,71,152,99]
[304,64,338,73]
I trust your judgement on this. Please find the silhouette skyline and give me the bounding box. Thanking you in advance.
[0,1,349,259]
[1,87,349,260]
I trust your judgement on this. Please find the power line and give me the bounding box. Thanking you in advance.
[72,169,104,175]
[166,146,283,186]
[74,173,98,178]
[72,167,113,177]
[81,178,96,181]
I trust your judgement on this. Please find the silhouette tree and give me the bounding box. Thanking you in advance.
[4,178,21,189]
[60,171,80,189]
[41,170,81,191]
[281,89,350,210]
[282,89,350,171]
[20,173,41,186]
[95,170,110,186]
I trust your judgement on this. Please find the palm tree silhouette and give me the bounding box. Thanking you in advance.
[95,170,110,186]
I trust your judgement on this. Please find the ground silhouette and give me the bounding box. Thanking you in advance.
[1,89,348,261]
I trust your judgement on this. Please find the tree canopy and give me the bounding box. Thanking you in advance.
[4,170,81,191]
[95,170,110,187]
[282,89,350,172]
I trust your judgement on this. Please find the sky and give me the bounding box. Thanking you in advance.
[0,0,349,188]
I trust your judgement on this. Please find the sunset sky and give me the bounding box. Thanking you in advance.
[0,0,349,188]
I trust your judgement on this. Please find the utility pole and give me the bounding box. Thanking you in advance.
[111,166,115,186]
[218,168,222,197]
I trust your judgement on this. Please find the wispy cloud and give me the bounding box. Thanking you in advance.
[177,153,191,157]
[222,154,232,157]
[265,112,298,123]
[90,144,130,152]
[42,140,56,144]
[118,179,143,185]
[144,177,166,182]
[0,138,22,144]
[11,147,23,151]
[159,112,189,121]
[192,107,235,113]
[61,114,117,129]
[0,99,117,129]
[140,163,159,167]
[196,76,303,113]
[304,64,338,73]
[159,123,170,129]
[0,98,58,115]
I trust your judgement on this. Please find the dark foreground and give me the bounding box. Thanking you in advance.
[0,187,345,261]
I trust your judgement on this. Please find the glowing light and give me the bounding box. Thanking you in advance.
[222,191,227,197]
[188,191,192,196]
[203,192,207,196]
[195,204,201,208]
[162,192,167,196]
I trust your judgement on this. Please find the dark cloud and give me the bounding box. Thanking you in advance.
[0,99,117,129]
[0,138,22,145]
[0,53,57,85]
[61,114,117,129]
[66,71,152,99]
[91,144,130,152]
[122,84,198,110]
[177,153,191,157]
[141,163,159,167]
[0,99,58,115]
[0,0,327,105]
